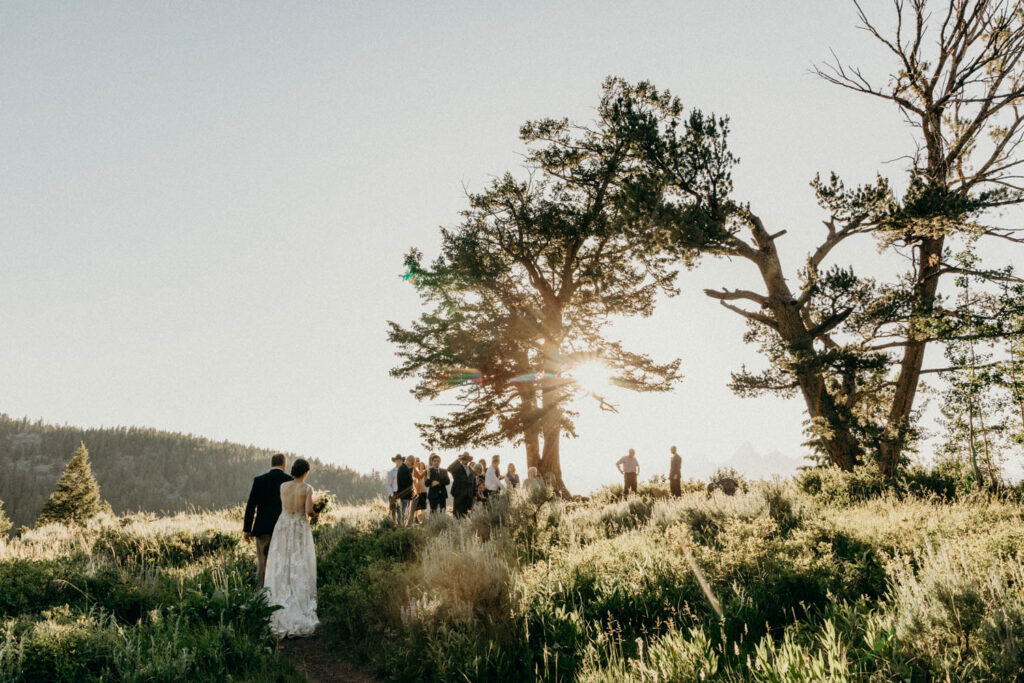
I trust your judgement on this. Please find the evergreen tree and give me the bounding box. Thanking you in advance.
[36,442,108,526]
[390,80,682,494]
[0,497,10,537]
[937,285,1006,489]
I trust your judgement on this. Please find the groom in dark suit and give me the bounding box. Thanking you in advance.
[448,452,475,518]
[243,453,293,588]
[426,453,451,514]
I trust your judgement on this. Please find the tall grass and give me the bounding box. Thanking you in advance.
[311,475,1024,681]
[3,470,1022,681]
[0,508,302,681]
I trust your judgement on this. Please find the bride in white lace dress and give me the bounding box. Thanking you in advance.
[264,458,320,637]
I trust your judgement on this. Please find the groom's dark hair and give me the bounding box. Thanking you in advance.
[271,453,286,467]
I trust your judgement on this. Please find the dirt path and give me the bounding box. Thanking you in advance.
[280,636,380,683]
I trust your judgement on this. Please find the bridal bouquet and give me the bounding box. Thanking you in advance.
[309,492,335,526]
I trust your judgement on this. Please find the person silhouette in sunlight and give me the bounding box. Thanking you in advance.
[616,449,639,497]
[669,446,682,498]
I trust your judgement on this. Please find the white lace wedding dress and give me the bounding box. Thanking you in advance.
[264,505,319,637]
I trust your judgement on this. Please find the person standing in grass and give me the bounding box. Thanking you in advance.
[426,453,450,514]
[506,463,520,490]
[473,463,488,506]
[484,454,504,500]
[448,452,475,517]
[616,449,640,497]
[669,446,682,498]
[397,455,414,523]
[243,453,293,588]
[385,454,403,521]
[410,458,428,524]
[264,458,320,637]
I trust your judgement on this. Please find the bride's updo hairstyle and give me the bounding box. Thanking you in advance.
[291,458,310,478]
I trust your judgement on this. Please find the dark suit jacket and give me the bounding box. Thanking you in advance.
[426,466,450,503]
[669,454,682,479]
[448,459,473,499]
[243,468,293,537]
[396,464,413,499]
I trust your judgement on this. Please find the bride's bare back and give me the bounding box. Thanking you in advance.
[280,480,313,516]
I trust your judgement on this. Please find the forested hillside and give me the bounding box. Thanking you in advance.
[0,414,382,528]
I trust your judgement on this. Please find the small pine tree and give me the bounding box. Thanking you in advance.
[0,497,11,537]
[36,442,108,526]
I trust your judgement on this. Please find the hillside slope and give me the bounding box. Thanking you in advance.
[0,414,382,528]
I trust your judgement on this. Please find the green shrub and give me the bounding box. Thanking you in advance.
[708,465,746,495]
[18,607,121,682]
[901,456,973,499]
[599,497,655,535]
[92,527,239,567]
[888,544,1024,679]
[0,556,91,617]
[796,464,886,504]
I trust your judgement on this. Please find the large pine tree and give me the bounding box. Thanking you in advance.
[36,442,109,526]
[390,79,682,494]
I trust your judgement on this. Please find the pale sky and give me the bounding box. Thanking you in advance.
[3,1,1018,494]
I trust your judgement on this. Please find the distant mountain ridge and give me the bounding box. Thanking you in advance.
[682,442,807,481]
[0,414,383,528]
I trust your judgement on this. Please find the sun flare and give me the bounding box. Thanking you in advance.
[570,360,613,396]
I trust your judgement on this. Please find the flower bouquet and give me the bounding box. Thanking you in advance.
[309,492,335,526]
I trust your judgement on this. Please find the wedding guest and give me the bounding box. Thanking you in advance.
[397,455,414,523]
[385,454,403,521]
[411,458,428,523]
[669,446,682,498]
[526,466,539,482]
[448,452,475,517]
[506,463,520,490]
[426,453,450,514]
[484,455,504,499]
[243,453,292,588]
[477,458,487,473]
[616,448,640,496]
[473,463,488,505]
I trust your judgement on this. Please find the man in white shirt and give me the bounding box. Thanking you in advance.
[385,454,403,521]
[616,448,640,496]
[484,454,504,498]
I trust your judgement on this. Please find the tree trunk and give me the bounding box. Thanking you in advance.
[515,383,542,472]
[538,317,570,497]
[969,336,1000,489]
[967,398,983,488]
[750,219,863,470]
[1007,336,1024,439]
[878,235,945,477]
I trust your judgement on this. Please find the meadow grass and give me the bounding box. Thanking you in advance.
[0,506,313,681]
[2,473,1023,681]
[312,475,1024,681]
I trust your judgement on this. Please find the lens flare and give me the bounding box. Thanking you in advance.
[570,360,612,395]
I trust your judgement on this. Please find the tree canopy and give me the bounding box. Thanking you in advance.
[628,0,1024,476]
[390,79,683,493]
[393,0,1024,483]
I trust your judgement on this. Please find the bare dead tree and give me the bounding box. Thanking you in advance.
[640,0,1024,475]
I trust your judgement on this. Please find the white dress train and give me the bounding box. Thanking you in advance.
[264,509,320,637]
